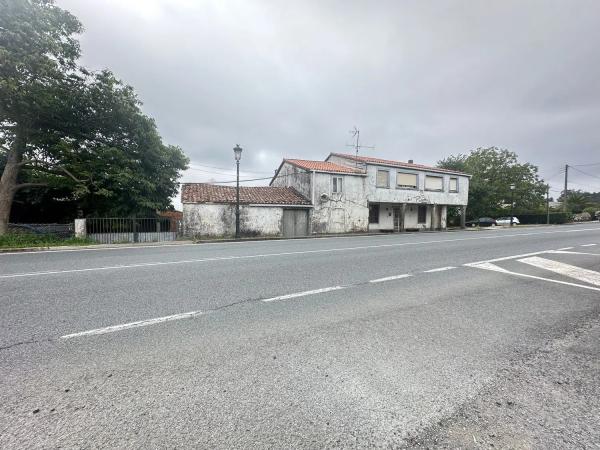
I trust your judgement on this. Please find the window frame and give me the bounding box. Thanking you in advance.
[417,205,427,224]
[396,171,419,190]
[368,204,379,224]
[424,175,444,192]
[376,169,390,188]
[449,177,459,193]
[332,176,343,193]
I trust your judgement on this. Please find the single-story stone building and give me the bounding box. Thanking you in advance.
[181,183,312,238]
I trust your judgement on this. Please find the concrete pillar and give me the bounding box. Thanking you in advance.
[460,205,467,229]
[430,205,437,231]
[400,203,406,232]
[441,205,447,230]
[74,218,86,238]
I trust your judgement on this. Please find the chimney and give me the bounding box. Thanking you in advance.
[408,159,414,164]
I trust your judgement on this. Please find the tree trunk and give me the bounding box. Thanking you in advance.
[0,131,25,235]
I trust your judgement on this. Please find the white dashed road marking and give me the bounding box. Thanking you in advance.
[557,247,574,250]
[518,257,600,287]
[369,274,412,283]
[581,244,597,247]
[60,310,204,339]
[261,286,345,302]
[423,266,457,273]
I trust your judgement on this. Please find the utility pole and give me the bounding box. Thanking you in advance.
[546,185,550,225]
[563,164,569,212]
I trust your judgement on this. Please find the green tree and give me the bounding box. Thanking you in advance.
[0,0,188,233]
[438,147,547,219]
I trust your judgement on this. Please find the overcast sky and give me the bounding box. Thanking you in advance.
[58,0,600,208]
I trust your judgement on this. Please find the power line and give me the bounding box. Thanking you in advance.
[188,163,271,175]
[572,162,600,167]
[570,166,600,181]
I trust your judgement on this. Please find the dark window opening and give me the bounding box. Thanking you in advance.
[418,205,427,224]
[369,204,379,224]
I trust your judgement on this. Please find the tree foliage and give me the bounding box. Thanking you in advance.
[0,0,188,231]
[438,147,547,219]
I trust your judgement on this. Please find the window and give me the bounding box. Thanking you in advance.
[418,205,427,224]
[397,172,418,189]
[449,177,458,193]
[332,176,343,193]
[369,204,379,224]
[376,169,390,188]
[425,175,443,191]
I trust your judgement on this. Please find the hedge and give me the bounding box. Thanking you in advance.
[516,212,571,225]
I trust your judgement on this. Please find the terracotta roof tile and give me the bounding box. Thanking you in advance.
[181,183,311,205]
[329,153,470,176]
[285,159,365,174]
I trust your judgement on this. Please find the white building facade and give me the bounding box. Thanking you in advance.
[271,153,470,233]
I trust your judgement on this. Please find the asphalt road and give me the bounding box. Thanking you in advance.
[1,224,600,448]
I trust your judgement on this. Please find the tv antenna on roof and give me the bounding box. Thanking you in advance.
[346,126,374,167]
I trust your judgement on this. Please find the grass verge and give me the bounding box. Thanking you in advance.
[0,232,95,249]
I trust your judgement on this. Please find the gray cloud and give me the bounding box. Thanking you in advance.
[58,0,600,206]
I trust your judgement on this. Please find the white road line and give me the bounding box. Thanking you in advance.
[369,274,412,283]
[557,247,574,250]
[581,244,597,247]
[2,225,599,258]
[467,262,600,292]
[518,257,600,287]
[3,227,600,279]
[261,286,345,302]
[60,310,204,339]
[464,250,549,266]
[423,266,457,273]
[547,250,600,256]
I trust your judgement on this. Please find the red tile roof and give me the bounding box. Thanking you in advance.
[181,183,311,205]
[329,153,470,176]
[285,159,365,174]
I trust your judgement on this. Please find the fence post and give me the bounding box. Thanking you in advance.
[133,218,139,243]
[74,219,87,238]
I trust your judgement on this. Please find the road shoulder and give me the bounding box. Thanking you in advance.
[404,314,600,448]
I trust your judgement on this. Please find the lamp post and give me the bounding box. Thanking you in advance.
[233,144,243,239]
[509,183,516,226]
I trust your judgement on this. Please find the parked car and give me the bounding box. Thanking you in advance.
[465,217,497,227]
[495,216,520,225]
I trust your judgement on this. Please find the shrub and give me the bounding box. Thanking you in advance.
[517,212,571,225]
[0,233,94,249]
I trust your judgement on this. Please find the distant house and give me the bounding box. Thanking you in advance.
[182,152,470,238]
[181,183,312,238]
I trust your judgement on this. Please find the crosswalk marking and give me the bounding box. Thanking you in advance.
[518,256,600,287]
[468,261,600,293]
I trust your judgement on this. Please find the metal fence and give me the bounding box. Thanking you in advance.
[86,218,180,244]
[8,223,74,237]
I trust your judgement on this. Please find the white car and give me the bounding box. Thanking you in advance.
[496,216,520,225]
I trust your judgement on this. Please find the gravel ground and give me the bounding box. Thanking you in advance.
[404,315,600,449]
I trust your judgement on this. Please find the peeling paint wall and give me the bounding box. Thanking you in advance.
[364,164,469,206]
[271,162,312,199]
[311,172,369,233]
[183,203,284,238]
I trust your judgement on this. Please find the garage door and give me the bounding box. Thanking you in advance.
[282,209,308,238]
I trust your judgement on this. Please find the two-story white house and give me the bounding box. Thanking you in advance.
[271,153,470,233]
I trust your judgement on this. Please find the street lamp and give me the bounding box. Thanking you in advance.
[509,183,516,226]
[233,144,243,239]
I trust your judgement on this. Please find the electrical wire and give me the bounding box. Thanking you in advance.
[570,166,600,181]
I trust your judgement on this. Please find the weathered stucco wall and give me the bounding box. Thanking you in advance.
[311,172,369,234]
[183,204,284,237]
[271,162,312,200]
[364,164,469,206]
